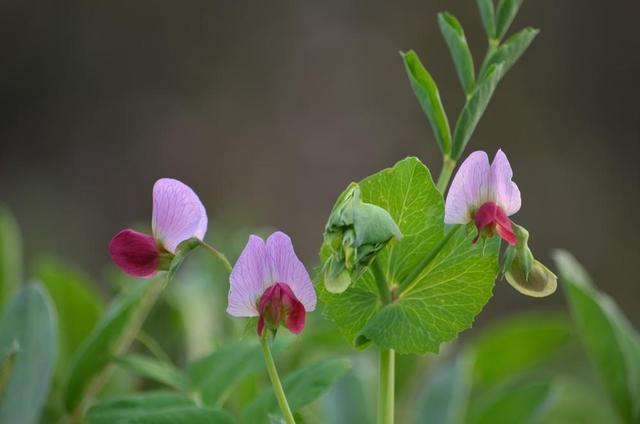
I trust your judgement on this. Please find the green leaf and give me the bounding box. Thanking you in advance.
[243,358,351,423]
[469,313,572,385]
[495,0,524,40]
[0,283,57,424]
[0,206,22,309]
[468,380,553,424]
[476,0,496,39]
[451,63,503,160]
[86,391,234,424]
[116,354,189,392]
[63,278,162,414]
[35,259,103,379]
[401,51,452,156]
[415,353,473,424]
[189,340,267,406]
[553,250,640,423]
[319,158,500,354]
[438,13,475,95]
[479,27,539,81]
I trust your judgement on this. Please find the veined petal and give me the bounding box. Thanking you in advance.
[109,229,158,278]
[227,235,271,317]
[152,178,208,253]
[445,151,491,224]
[490,149,521,216]
[266,231,316,312]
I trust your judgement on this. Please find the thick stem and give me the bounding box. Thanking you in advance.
[200,241,233,273]
[378,348,395,424]
[371,259,391,305]
[399,225,462,294]
[436,156,457,193]
[260,333,296,424]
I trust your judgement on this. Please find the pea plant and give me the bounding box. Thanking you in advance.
[1,1,639,423]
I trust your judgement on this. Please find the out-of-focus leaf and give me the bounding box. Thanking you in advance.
[35,258,103,378]
[0,283,57,424]
[0,206,21,309]
[415,353,473,424]
[452,63,503,160]
[468,380,553,424]
[189,340,282,406]
[479,27,539,81]
[63,278,163,414]
[0,339,19,394]
[322,370,372,424]
[401,51,452,156]
[320,158,500,354]
[495,0,524,40]
[554,250,640,423]
[116,354,189,392]
[535,377,623,424]
[86,391,234,424]
[469,313,572,385]
[476,0,496,39]
[438,12,475,95]
[243,358,351,423]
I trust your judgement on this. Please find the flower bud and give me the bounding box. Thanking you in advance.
[323,184,402,293]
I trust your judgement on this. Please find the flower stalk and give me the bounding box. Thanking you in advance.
[260,332,296,424]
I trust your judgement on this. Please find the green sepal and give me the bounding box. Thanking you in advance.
[167,238,202,279]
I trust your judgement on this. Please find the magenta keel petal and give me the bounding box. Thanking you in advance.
[109,229,159,278]
[152,178,208,253]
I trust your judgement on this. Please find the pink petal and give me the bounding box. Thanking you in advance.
[227,235,271,317]
[490,149,521,216]
[152,178,208,253]
[266,231,316,312]
[445,151,491,224]
[109,229,158,278]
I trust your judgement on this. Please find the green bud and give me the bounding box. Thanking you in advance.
[323,183,402,293]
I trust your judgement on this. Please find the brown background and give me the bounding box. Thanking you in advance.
[1,0,638,325]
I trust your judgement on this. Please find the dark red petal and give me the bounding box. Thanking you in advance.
[257,316,265,336]
[109,229,159,277]
[285,299,306,334]
[495,220,517,246]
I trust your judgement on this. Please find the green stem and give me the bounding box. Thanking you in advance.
[378,348,395,424]
[260,333,296,424]
[436,156,457,193]
[371,259,391,305]
[399,225,462,294]
[200,241,233,273]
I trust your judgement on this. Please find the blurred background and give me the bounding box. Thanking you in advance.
[0,0,638,325]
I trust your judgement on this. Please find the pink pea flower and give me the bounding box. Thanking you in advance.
[109,178,207,278]
[227,231,316,336]
[445,149,521,246]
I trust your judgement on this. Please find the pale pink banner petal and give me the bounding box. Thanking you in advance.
[152,178,208,253]
[490,149,521,216]
[227,235,271,317]
[266,231,316,312]
[444,151,491,224]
